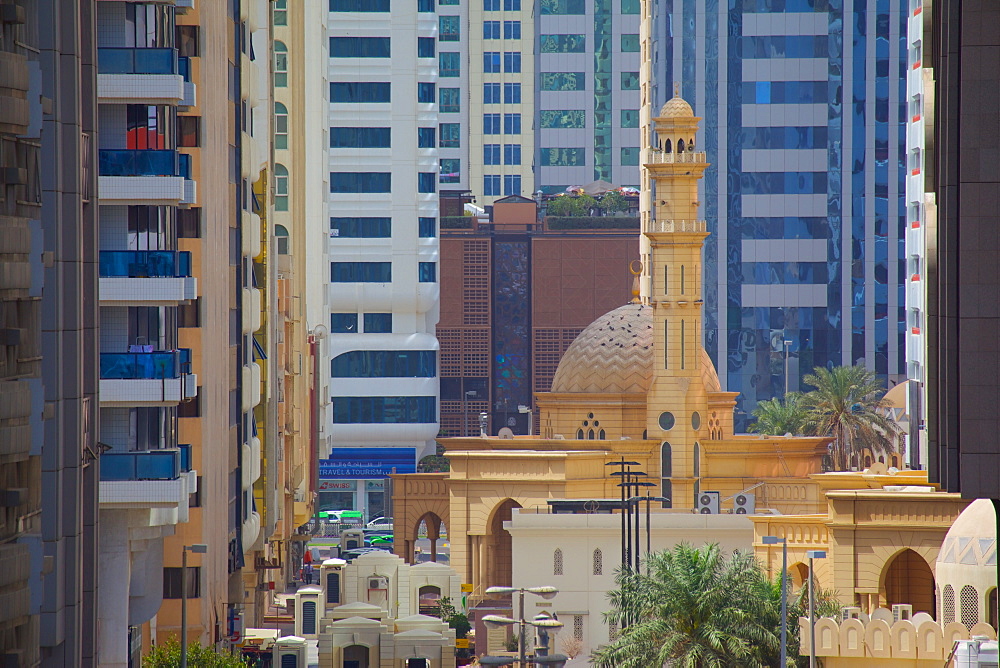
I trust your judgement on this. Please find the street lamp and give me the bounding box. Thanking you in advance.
[763,536,788,667]
[180,543,208,668]
[517,404,533,436]
[806,549,827,668]
[483,586,561,668]
[783,339,793,396]
[606,458,641,575]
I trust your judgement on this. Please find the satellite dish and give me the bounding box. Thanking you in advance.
[498,427,515,439]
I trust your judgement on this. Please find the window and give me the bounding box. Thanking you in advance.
[593,548,603,575]
[553,549,564,575]
[330,127,391,148]
[178,300,200,327]
[484,0,499,9]
[504,82,521,103]
[503,113,521,134]
[483,113,501,134]
[330,82,391,103]
[621,147,640,166]
[177,115,200,147]
[418,172,436,193]
[540,110,585,128]
[484,82,501,103]
[621,34,639,52]
[504,144,521,165]
[274,41,288,87]
[504,20,521,39]
[484,174,501,196]
[418,82,436,104]
[178,209,200,238]
[274,103,288,149]
[484,144,501,165]
[540,148,584,166]
[439,123,461,147]
[540,0,584,13]
[332,396,437,423]
[330,217,391,238]
[419,262,437,282]
[439,88,461,113]
[163,567,200,599]
[329,37,390,58]
[332,350,436,378]
[274,224,290,254]
[483,20,500,39]
[329,172,391,193]
[331,0,389,9]
[440,158,460,183]
[418,127,436,148]
[540,34,586,53]
[417,0,434,11]
[273,0,287,24]
[364,313,392,333]
[176,25,199,57]
[439,15,460,41]
[541,72,585,91]
[621,71,639,90]
[418,37,435,58]
[483,51,500,73]
[503,174,521,196]
[274,164,289,211]
[330,262,392,282]
[503,0,520,9]
[330,313,358,334]
[439,52,461,77]
[621,109,639,128]
[573,615,583,640]
[419,217,436,237]
[440,0,459,4]
[621,0,639,11]
[503,51,521,73]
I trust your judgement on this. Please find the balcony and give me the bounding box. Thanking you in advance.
[101,449,181,481]
[98,149,191,205]
[99,349,198,406]
[97,47,185,104]
[98,250,197,305]
[99,448,197,512]
[178,56,197,107]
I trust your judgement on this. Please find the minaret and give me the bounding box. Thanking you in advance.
[643,89,711,510]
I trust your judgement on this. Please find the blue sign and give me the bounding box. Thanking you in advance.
[319,447,417,479]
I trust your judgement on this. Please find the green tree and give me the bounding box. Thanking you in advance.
[418,443,450,472]
[592,543,779,668]
[758,576,842,666]
[546,195,584,217]
[799,365,901,471]
[144,637,250,667]
[599,190,628,214]
[749,392,808,436]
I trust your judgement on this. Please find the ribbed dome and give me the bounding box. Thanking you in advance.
[659,94,694,119]
[937,499,996,569]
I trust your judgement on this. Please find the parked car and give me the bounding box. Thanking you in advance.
[366,516,393,529]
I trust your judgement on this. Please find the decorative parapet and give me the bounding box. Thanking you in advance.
[645,150,708,164]
[644,220,707,234]
[801,608,997,662]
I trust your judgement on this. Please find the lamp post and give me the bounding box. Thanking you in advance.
[606,458,640,577]
[483,586,562,668]
[806,549,827,668]
[180,543,208,668]
[763,536,788,667]
[783,339,792,396]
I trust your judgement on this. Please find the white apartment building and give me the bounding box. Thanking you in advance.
[325,0,442,500]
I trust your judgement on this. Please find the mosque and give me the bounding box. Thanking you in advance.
[391,94,995,662]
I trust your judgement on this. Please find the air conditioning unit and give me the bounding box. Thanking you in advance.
[842,607,862,621]
[368,576,388,590]
[696,491,720,514]
[733,493,756,515]
[892,604,912,622]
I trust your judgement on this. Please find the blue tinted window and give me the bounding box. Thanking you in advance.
[504,82,521,103]
[418,127,436,148]
[484,0,499,9]
[503,0,520,9]
[418,82,435,104]
[418,262,437,282]
[331,0,389,9]
[418,217,436,238]
[330,217,391,237]
[503,51,521,73]
[418,172,436,193]
[331,313,358,333]
[332,350,436,377]
[484,20,500,39]
[746,81,827,104]
[503,174,521,196]
[620,34,639,52]
[330,82,390,103]
[439,88,461,113]
[417,37,435,58]
[329,37,390,58]
[417,0,434,10]
[364,313,392,333]
[484,144,501,165]
[503,113,521,134]
[439,15,460,41]
[439,123,460,147]
[440,159,460,183]
[484,51,500,73]
[330,262,391,282]
[483,113,501,134]
[504,144,521,165]
[484,82,501,103]
[330,172,391,193]
[439,52,461,77]
[331,396,437,423]
[330,127,391,148]
[484,174,501,196]
[504,20,521,39]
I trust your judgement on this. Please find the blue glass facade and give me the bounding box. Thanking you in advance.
[658,0,906,428]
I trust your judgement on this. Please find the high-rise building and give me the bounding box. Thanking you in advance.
[436,0,471,195]
[324,1,441,506]
[641,1,909,426]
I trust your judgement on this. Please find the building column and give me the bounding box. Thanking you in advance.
[97,510,132,668]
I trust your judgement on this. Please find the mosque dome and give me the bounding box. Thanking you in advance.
[935,499,997,627]
[658,94,695,119]
[550,303,720,394]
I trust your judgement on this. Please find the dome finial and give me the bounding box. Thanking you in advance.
[674,81,680,97]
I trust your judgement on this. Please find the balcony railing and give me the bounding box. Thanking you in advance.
[179,444,192,472]
[100,449,181,481]
[98,47,178,75]
[99,149,181,177]
[99,250,192,278]
[99,349,192,380]
[178,56,191,82]
[646,150,708,164]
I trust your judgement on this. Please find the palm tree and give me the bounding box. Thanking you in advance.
[758,576,842,667]
[749,392,808,436]
[799,365,901,471]
[592,543,779,668]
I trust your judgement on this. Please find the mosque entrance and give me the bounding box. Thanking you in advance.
[485,499,521,589]
[882,549,936,617]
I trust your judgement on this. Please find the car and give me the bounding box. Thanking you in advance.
[367,516,393,529]
[369,535,393,546]
[341,546,390,561]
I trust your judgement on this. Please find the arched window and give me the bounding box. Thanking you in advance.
[274,102,288,150]
[588,429,594,440]
[943,584,956,624]
[592,548,603,575]
[275,224,289,255]
[553,548,563,576]
[693,442,700,477]
[689,137,694,150]
[989,587,998,628]
[274,41,288,87]
[274,164,288,211]
[598,429,605,439]
[961,584,979,628]
[677,138,685,153]
[664,138,672,153]
[661,479,671,508]
[660,442,672,477]
[576,428,584,439]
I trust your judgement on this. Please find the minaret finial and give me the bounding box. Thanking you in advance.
[674,81,680,97]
